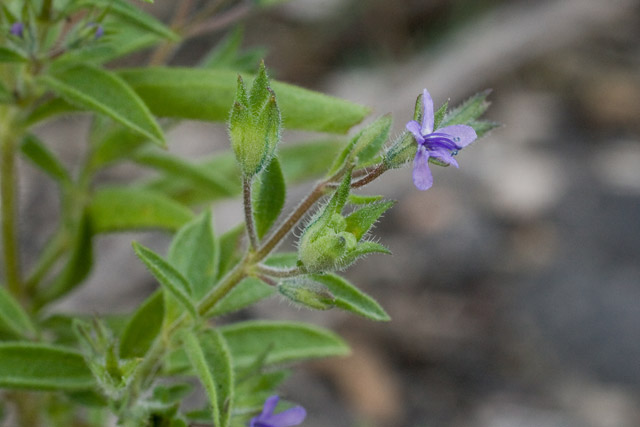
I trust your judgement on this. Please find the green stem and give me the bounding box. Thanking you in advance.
[243,176,259,251]
[0,107,22,299]
[24,229,67,293]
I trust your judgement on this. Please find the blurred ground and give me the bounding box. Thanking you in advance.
[21,0,640,426]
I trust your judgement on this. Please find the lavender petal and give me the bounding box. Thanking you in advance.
[406,120,424,143]
[429,147,459,168]
[265,406,307,427]
[421,88,435,135]
[261,395,280,417]
[437,124,477,148]
[413,146,433,190]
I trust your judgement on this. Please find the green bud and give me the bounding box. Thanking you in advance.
[383,132,416,169]
[228,64,282,176]
[278,278,335,310]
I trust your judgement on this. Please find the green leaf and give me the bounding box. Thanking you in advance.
[20,134,70,183]
[216,224,244,281]
[200,26,265,72]
[0,46,27,62]
[254,0,296,7]
[310,274,389,321]
[132,242,197,319]
[354,114,392,166]
[134,148,238,198]
[344,200,394,240]
[118,67,370,134]
[183,329,234,427]
[168,210,218,300]
[469,120,500,138]
[144,139,343,206]
[0,343,94,390]
[253,158,285,239]
[441,90,492,127]
[0,81,11,103]
[220,320,349,367]
[208,278,274,317]
[78,0,177,40]
[433,101,448,130]
[348,194,383,205]
[23,97,78,126]
[119,291,163,359]
[0,287,36,338]
[89,187,193,233]
[41,64,165,145]
[89,126,150,169]
[38,212,93,304]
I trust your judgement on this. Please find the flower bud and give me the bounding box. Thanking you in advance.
[228,63,281,177]
[278,279,335,310]
[10,22,24,38]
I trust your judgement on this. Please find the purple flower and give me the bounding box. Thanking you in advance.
[10,22,24,38]
[94,25,104,39]
[406,89,477,190]
[250,395,306,427]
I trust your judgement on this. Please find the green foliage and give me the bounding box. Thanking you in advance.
[0,287,36,338]
[253,157,286,239]
[118,67,369,133]
[0,343,94,390]
[207,278,275,317]
[20,134,71,184]
[41,64,165,145]
[119,291,163,359]
[132,242,197,319]
[168,210,219,300]
[344,200,394,240]
[183,329,234,427]
[89,187,194,232]
[0,46,27,62]
[278,279,335,310]
[310,273,389,321]
[441,89,492,127]
[220,320,350,367]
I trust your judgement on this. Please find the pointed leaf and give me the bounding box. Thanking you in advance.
[345,200,394,240]
[134,148,238,198]
[118,67,369,133]
[433,101,448,130]
[253,158,285,239]
[119,291,163,359]
[20,134,70,183]
[207,278,274,317]
[89,187,194,233]
[348,194,383,205]
[353,114,392,165]
[183,329,234,427]
[0,287,36,338]
[216,224,244,281]
[168,210,218,300]
[0,343,93,390]
[220,320,349,367]
[441,90,492,127]
[132,242,197,318]
[0,46,27,62]
[38,212,93,304]
[469,120,500,138]
[41,64,165,145]
[311,274,389,321]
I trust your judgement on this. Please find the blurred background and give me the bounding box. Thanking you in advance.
[28,0,640,425]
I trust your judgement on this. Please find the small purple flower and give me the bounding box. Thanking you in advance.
[94,25,104,39]
[406,89,477,190]
[250,395,306,427]
[10,22,24,38]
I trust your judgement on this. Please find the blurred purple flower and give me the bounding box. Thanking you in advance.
[10,22,24,38]
[94,25,104,39]
[406,89,477,190]
[250,395,306,427]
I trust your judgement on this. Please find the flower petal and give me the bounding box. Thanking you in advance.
[421,89,435,135]
[405,120,423,143]
[429,147,459,168]
[437,125,477,148]
[261,395,280,418]
[413,146,433,190]
[265,406,307,427]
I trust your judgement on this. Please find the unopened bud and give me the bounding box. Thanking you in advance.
[278,279,335,310]
[10,22,24,38]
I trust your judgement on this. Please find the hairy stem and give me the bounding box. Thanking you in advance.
[243,176,259,251]
[255,181,326,260]
[255,264,306,278]
[0,107,22,299]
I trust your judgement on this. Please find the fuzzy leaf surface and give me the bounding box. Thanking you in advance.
[310,274,389,321]
[0,343,93,390]
[41,64,164,145]
[253,158,285,239]
[119,291,163,359]
[118,68,369,133]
